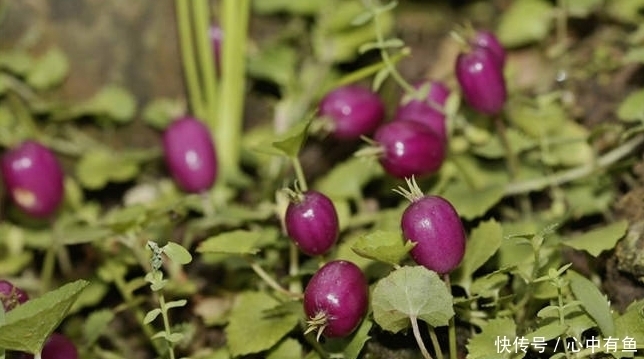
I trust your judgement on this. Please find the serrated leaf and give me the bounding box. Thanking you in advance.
[496,0,554,47]
[144,308,162,324]
[351,230,414,266]
[76,150,140,190]
[26,47,69,90]
[163,242,192,265]
[372,266,454,332]
[617,89,644,123]
[196,230,263,255]
[454,219,503,288]
[226,291,299,356]
[524,322,568,342]
[466,317,517,359]
[0,279,89,353]
[562,220,628,257]
[568,270,615,336]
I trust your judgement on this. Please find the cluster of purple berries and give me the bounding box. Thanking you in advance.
[0,280,78,359]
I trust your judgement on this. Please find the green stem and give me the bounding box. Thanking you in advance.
[288,242,302,294]
[291,156,308,192]
[175,0,205,119]
[158,294,177,359]
[410,316,434,359]
[216,0,250,181]
[427,326,444,359]
[247,258,302,298]
[504,134,644,195]
[192,0,218,128]
[443,274,458,359]
[367,0,415,94]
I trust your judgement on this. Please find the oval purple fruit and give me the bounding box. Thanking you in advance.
[19,333,79,359]
[0,280,29,312]
[472,30,505,67]
[285,190,339,256]
[373,120,446,179]
[303,260,368,339]
[318,85,385,140]
[162,116,218,193]
[455,46,507,116]
[401,195,466,274]
[1,140,65,218]
[394,81,450,141]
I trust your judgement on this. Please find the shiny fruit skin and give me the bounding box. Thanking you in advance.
[394,81,450,141]
[318,85,385,140]
[373,120,446,179]
[0,140,65,218]
[162,116,218,193]
[455,46,507,115]
[401,195,466,274]
[303,260,369,338]
[285,190,339,256]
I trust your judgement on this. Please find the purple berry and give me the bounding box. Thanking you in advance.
[19,333,79,359]
[401,195,466,274]
[162,116,218,193]
[472,30,505,67]
[0,280,29,312]
[318,85,385,140]
[303,260,368,339]
[1,141,65,218]
[394,81,450,141]
[210,24,223,76]
[455,46,507,115]
[285,190,339,256]
[373,121,446,179]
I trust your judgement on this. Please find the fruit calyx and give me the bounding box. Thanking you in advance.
[304,311,329,342]
[393,176,425,202]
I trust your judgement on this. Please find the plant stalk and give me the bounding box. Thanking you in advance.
[175,0,205,119]
[410,316,434,359]
[192,0,218,129]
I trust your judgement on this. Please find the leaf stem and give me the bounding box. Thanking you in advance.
[175,0,205,119]
[157,293,177,359]
[192,0,218,129]
[247,258,302,299]
[504,134,644,195]
[216,0,250,180]
[410,315,434,359]
[427,326,444,359]
[443,273,458,359]
[291,156,309,192]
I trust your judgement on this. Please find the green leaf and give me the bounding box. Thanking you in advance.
[82,309,114,346]
[196,230,263,255]
[524,322,567,342]
[372,266,454,332]
[562,220,628,257]
[541,122,593,167]
[351,230,414,266]
[617,89,644,123]
[165,299,188,310]
[441,182,505,221]
[454,219,503,288]
[252,0,325,15]
[144,308,162,324]
[0,279,89,353]
[496,0,554,47]
[568,270,615,336]
[163,242,193,265]
[566,0,603,17]
[70,85,137,123]
[466,317,517,359]
[247,45,297,87]
[26,47,69,90]
[614,299,644,345]
[315,156,383,199]
[142,98,186,130]
[60,226,111,245]
[254,120,310,158]
[267,338,302,359]
[606,0,644,24]
[76,150,140,190]
[225,291,299,357]
[0,50,34,75]
[471,127,535,159]
[322,319,372,359]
